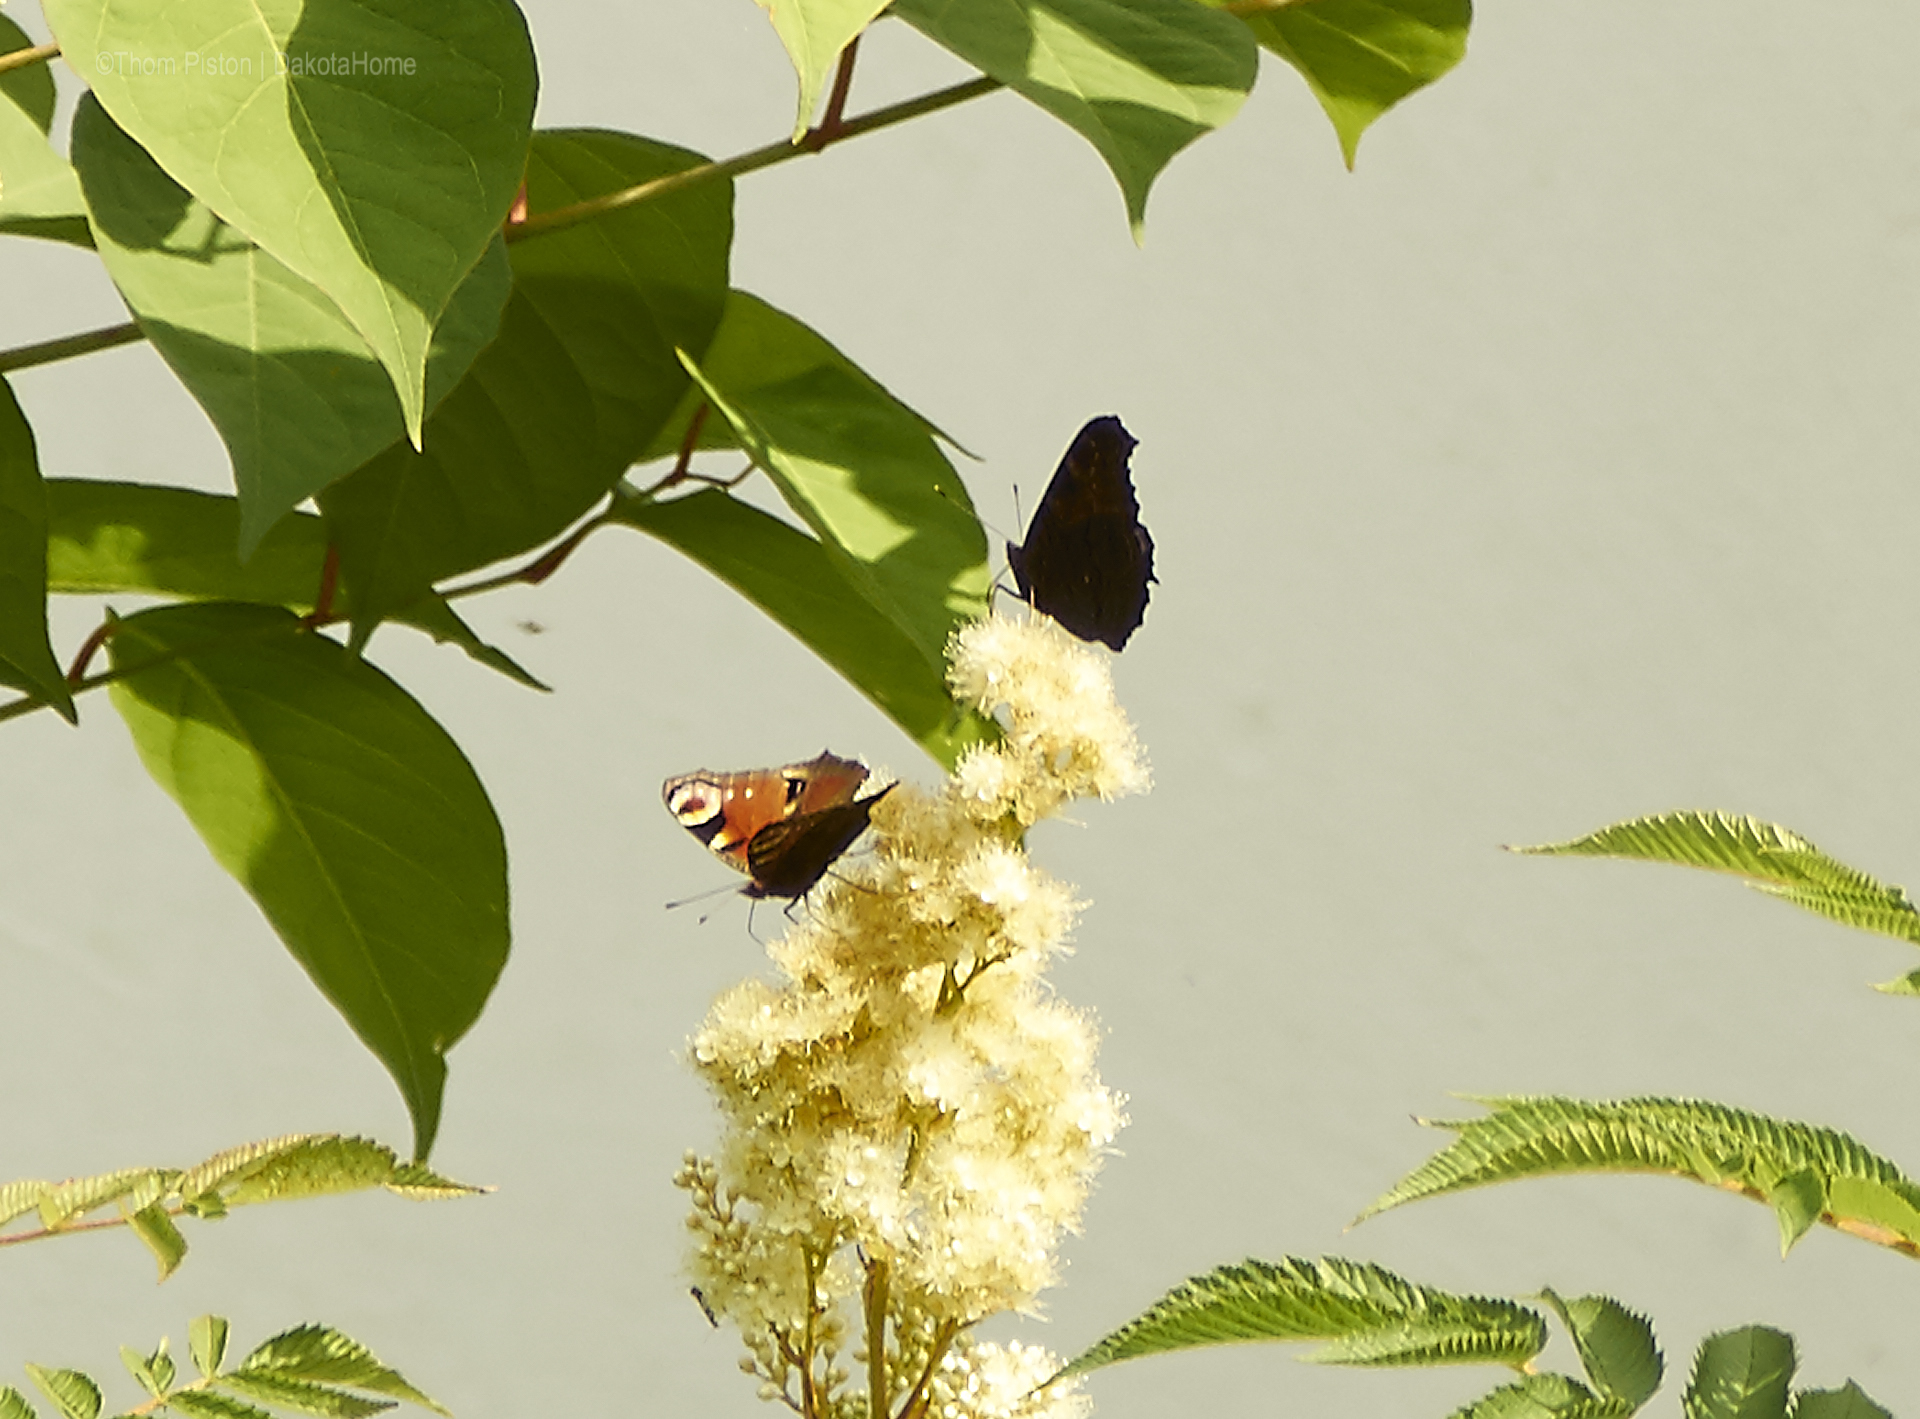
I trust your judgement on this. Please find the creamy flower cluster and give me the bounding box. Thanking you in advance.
[677,613,1144,1419]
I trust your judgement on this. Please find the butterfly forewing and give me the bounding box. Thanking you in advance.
[1007,415,1154,650]
[663,751,884,899]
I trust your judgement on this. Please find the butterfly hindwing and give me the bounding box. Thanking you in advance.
[663,751,885,899]
[1007,415,1154,650]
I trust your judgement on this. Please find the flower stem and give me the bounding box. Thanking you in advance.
[863,1258,891,1419]
[0,320,145,375]
[507,73,1003,244]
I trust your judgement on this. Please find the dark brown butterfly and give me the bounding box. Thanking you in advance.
[1007,415,1154,650]
[662,751,892,900]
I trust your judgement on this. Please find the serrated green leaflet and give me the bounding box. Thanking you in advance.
[1452,1372,1627,1418]
[611,489,993,768]
[24,1368,98,1419]
[0,1391,31,1419]
[1794,1382,1893,1419]
[0,17,89,246]
[127,1201,189,1280]
[120,1339,174,1397]
[36,1167,162,1229]
[667,292,990,696]
[323,129,733,645]
[1539,1291,1661,1409]
[69,98,511,555]
[1360,1096,1920,1257]
[1684,1327,1793,1419]
[237,1326,444,1415]
[106,604,508,1158]
[1059,1256,1545,1376]
[1766,1168,1825,1255]
[191,1317,231,1379]
[167,1392,275,1419]
[892,0,1255,238]
[46,480,543,691]
[756,0,890,138]
[1516,811,1920,956]
[0,377,73,720]
[0,1178,43,1227]
[1222,0,1470,168]
[41,0,536,441]
[217,1373,394,1419]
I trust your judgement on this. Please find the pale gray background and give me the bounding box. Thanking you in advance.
[5,0,1920,1413]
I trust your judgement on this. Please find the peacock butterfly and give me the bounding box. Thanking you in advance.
[1007,415,1155,650]
[662,751,893,900]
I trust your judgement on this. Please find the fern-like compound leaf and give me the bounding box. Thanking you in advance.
[1516,811,1920,953]
[1058,1256,1546,1377]
[1359,1096,1920,1258]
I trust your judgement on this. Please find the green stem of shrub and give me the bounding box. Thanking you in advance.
[0,40,58,77]
[508,74,1004,243]
[0,320,144,375]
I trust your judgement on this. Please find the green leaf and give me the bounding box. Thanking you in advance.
[47,479,544,692]
[106,603,509,1158]
[166,1392,276,1419]
[0,17,89,246]
[1793,1381,1893,1419]
[1452,1373,1628,1418]
[1228,0,1470,168]
[0,1178,45,1227]
[1059,1256,1545,1377]
[658,291,991,708]
[0,1387,37,1419]
[0,378,74,720]
[41,0,536,440]
[177,1134,482,1209]
[23,1369,98,1419]
[1538,1291,1661,1409]
[119,1339,174,1398]
[69,98,512,555]
[323,128,733,644]
[218,1375,392,1419]
[190,1318,231,1380]
[1766,1168,1826,1256]
[237,1327,445,1416]
[1359,1096,1920,1256]
[127,1201,190,1281]
[756,0,890,138]
[36,1167,168,1229]
[610,493,990,770]
[1515,811,1920,956]
[1684,1328,1794,1419]
[892,0,1256,238]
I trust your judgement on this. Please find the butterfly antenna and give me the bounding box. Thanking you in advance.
[664,880,742,913]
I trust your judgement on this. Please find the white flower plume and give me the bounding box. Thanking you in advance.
[677,612,1144,1419]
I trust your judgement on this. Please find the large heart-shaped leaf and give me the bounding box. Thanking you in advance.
[612,487,992,768]
[71,98,511,555]
[0,16,89,246]
[892,0,1256,236]
[107,601,509,1158]
[46,478,541,690]
[42,0,537,439]
[0,378,74,720]
[322,128,734,646]
[1232,0,1471,167]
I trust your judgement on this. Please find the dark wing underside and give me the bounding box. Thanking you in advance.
[1007,415,1154,650]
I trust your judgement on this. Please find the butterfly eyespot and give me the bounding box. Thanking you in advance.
[662,752,890,900]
